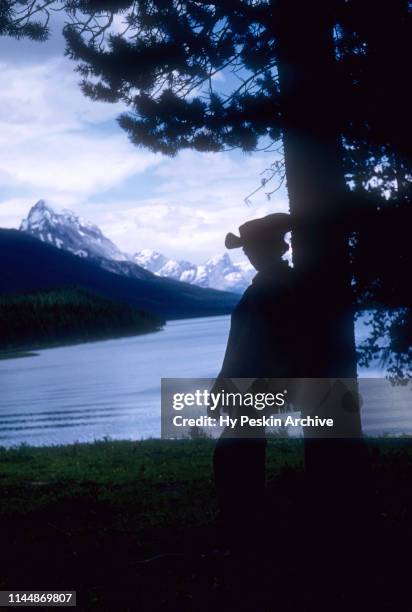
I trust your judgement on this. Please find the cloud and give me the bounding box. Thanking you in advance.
[0,58,123,130]
[0,42,288,264]
[87,150,289,261]
[0,198,36,230]
[0,127,155,195]
[0,56,158,207]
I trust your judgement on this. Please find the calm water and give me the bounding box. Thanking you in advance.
[0,315,411,447]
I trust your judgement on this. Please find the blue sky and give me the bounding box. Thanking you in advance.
[0,13,288,263]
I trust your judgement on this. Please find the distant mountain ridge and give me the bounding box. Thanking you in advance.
[20,201,254,293]
[133,250,254,293]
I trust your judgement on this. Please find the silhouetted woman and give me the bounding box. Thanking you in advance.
[213,213,297,554]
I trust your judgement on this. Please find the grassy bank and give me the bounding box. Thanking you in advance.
[0,438,411,609]
[0,439,303,531]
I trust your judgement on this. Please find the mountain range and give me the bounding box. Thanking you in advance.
[20,201,255,293]
[133,250,254,293]
[0,229,238,320]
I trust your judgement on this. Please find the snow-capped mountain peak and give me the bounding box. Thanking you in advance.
[19,200,154,281]
[20,199,52,230]
[132,249,168,273]
[20,200,128,262]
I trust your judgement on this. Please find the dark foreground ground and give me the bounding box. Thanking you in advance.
[0,438,411,611]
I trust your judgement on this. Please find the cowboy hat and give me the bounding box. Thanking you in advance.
[225,212,293,249]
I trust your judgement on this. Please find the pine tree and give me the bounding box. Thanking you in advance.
[63,1,410,410]
[0,1,54,39]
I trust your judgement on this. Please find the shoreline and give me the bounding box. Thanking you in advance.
[0,350,39,361]
[0,313,232,361]
[0,433,410,452]
[0,326,164,360]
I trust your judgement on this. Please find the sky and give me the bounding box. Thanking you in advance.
[0,13,289,264]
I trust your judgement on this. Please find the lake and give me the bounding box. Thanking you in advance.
[0,315,411,447]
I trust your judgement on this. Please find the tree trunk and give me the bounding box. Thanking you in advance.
[274,7,371,592]
[275,0,367,479]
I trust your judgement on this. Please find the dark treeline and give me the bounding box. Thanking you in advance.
[0,287,164,351]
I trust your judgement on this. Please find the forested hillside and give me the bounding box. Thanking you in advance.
[0,288,164,351]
